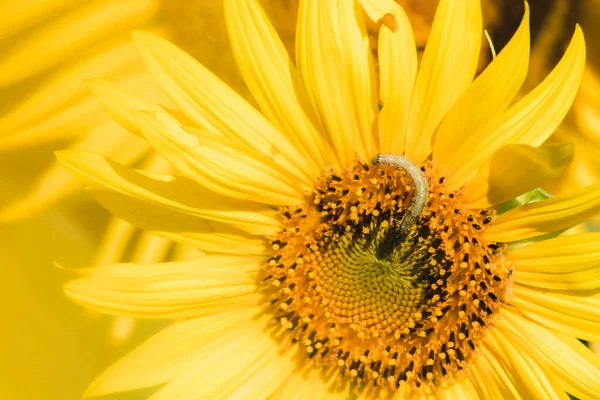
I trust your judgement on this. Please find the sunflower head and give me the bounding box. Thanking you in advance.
[263,156,511,390]
[56,0,600,399]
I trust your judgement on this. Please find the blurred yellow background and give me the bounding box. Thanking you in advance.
[0,198,168,400]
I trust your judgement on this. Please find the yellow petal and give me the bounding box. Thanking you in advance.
[0,72,159,151]
[435,4,530,176]
[0,0,158,87]
[224,0,329,173]
[437,378,479,400]
[0,120,149,221]
[328,0,378,159]
[84,308,262,398]
[357,0,399,28]
[0,39,141,139]
[501,309,600,400]
[132,31,312,185]
[86,78,158,138]
[508,233,600,290]
[296,0,370,166]
[469,354,521,400]
[377,3,417,154]
[544,125,600,197]
[486,326,568,399]
[511,284,600,341]
[270,365,347,400]
[55,149,278,233]
[485,181,600,242]
[404,0,482,162]
[135,110,306,205]
[462,142,573,208]
[65,256,262,320]
[93,217,138,266]
[158,227,266,256]
[446,26,585,188]
[147,316,292,400]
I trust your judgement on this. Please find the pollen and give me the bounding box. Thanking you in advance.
[261,156,511,395]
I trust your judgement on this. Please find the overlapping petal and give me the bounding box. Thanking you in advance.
[55,149,279,234]
[377,3,417,154]
[486,180,600,242]
[485,327,567,399]
[0,40,152,148]
[296,0,374,166]
[404,0,482,162]
[65,256,262,319]
[502,309,600,400]
[134,111,306,205]
[446,26,585,188]
[84,308,263,398]
[224,0,329,172]
[132,31,313,186]
[462,142,573,208]
[434,4,530,176]
[148,324,293,400]
[509,233,600,290]
[510,284,600,342]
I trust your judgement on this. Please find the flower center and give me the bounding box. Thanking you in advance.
[262,155,511,393]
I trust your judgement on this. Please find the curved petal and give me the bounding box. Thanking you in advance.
[0,0,158,87]
[135,111,306,205]
[86,78,158,138]
[508,233,600,291]
[462,142,573,208]
[157,228,265,256]
[404,0,482,162]
[544,125,600,197]
[486,326,568,399]
[437,378,479,400]
[0,70,158,151]
[446,26,585,188]
[511,284,600,342]
[65,256,262,319]
[501,309,600,400]
[55,149,279,233]
[485,180,600,242]
[224,0,329,172]
[434,4,530,174]
[0,39,141,139]
[296,0,372,166]
[270,367,346,400]
[469,354,522,400]
[148,324,293,400]
[132,31,313,185]
[358,0,398,27]
[377,3,417,154]
[84,308,262,397]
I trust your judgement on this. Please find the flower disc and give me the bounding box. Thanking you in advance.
[263,158,513,392]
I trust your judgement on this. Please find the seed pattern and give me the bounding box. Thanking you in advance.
[262,159,512,394]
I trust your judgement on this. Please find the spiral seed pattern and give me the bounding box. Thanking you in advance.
[262,158,512,394]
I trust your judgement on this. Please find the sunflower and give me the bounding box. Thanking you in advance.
[57,0,600,398]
